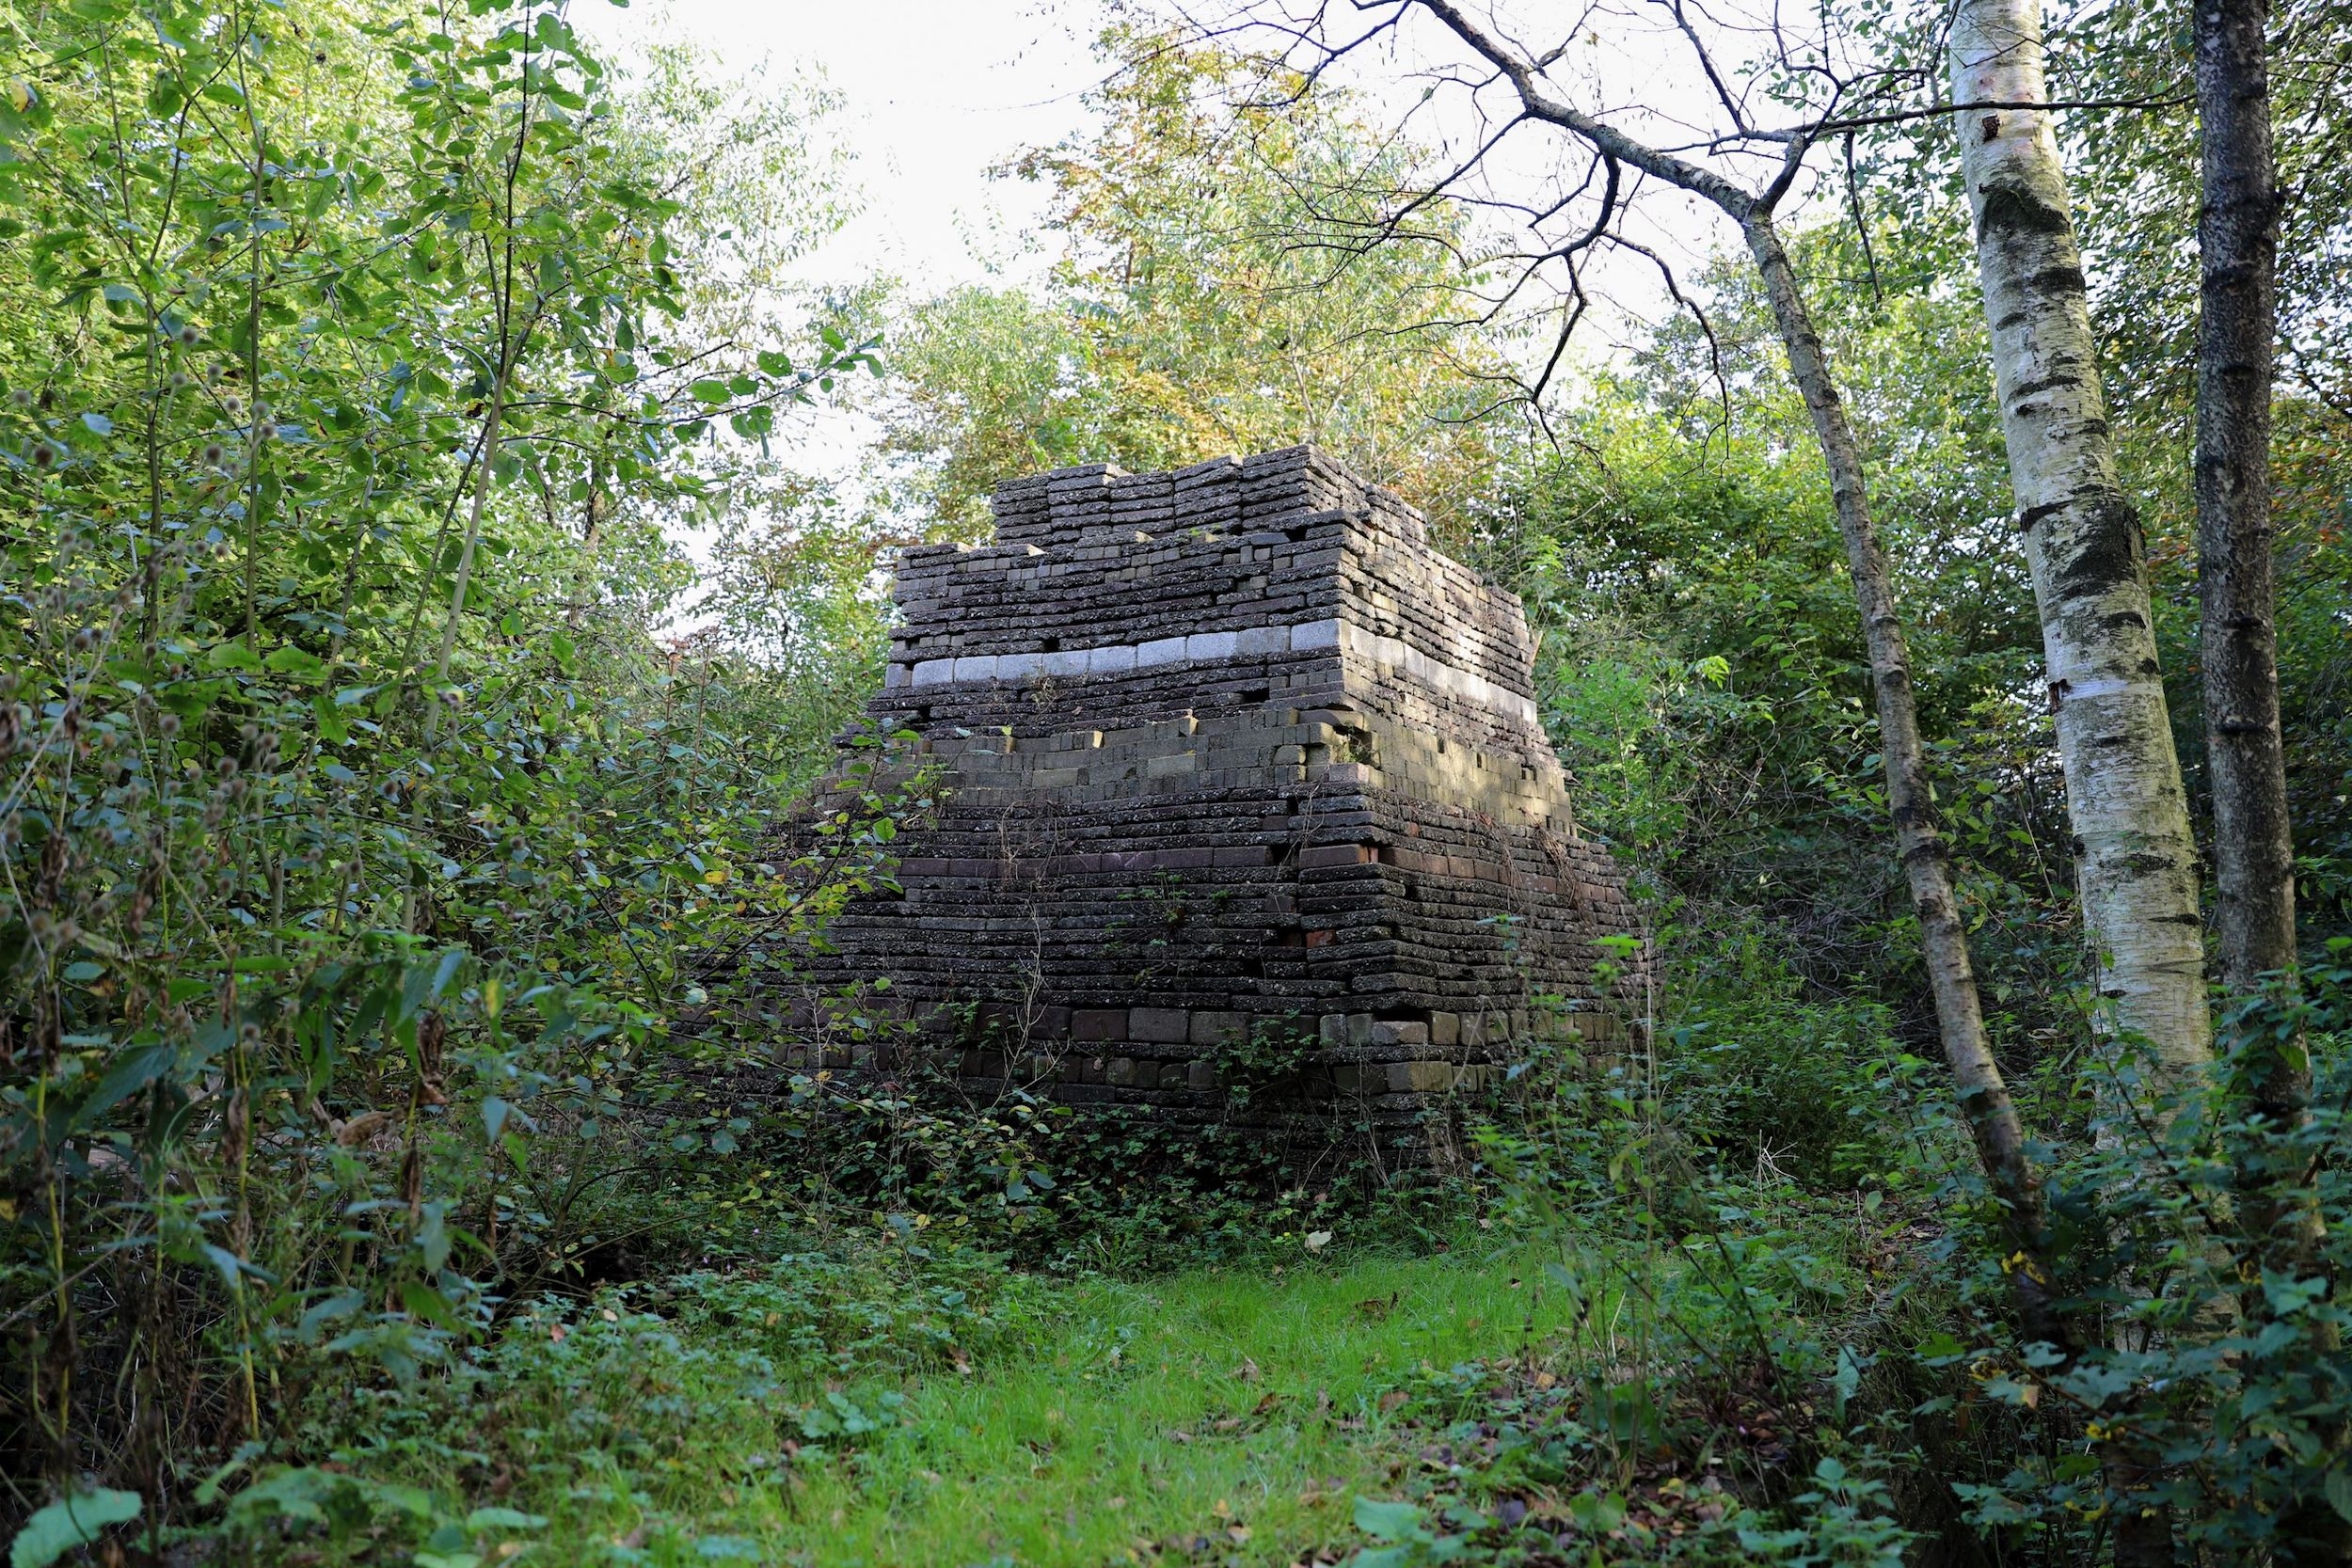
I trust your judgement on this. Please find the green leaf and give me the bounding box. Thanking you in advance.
[2328,1465,2352,1526]
[11,1488,142,1567]
[1353,1497,1422,1542]
[464,1507,547,1532]
[401,1278,460,1328]
[72,1042,172,1131]
[264,645,328,680]
[206,642,262,673]
[1565,1492,1626,1533]
[297,1288,365,1344]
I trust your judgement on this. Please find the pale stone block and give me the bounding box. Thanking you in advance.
[883,663,912,689]
[996,650,1042,681]
[952,655,998,682]
[1289,618,1343,652]
[912,658,955,687]
[1137,636,1189,667]
[1087,643,1136,676]
[1186,629,1239,662]
[1042,649,1090,679]
[1236,625,1289,657]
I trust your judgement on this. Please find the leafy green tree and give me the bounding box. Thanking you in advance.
[0,0,882,1509]
[874,25,1509,535]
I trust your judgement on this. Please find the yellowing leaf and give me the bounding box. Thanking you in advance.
[8,80,32,113]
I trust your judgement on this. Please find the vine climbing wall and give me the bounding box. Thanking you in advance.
[777,446,1642,1142]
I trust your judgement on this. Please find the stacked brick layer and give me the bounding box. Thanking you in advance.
[780,447,1640,1132]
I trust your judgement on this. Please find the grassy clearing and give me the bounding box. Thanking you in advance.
[236,1194,1898,1568]
[789,1245,1583,1567]
[249,1238,1608,1567]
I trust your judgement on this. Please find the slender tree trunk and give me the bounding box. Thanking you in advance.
[1741,214,2053,1312]
[2198,0,2294,1002]
[1949,0,2213,1090]
[1398,0,2060,1329]
[2197,6,2347,1560]
[404,370,510,935]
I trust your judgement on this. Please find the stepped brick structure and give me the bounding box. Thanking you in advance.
[780,446,1640,1139]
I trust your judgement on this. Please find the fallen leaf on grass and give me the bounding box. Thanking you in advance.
[1378,1389,1408,1414]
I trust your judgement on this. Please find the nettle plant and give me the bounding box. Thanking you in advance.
[0,0,882,1520]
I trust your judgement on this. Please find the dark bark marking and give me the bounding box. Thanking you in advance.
[2053,494,2144,598]
[1974,182,2070,242]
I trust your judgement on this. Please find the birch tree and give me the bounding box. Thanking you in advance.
[1230,0,2057,1311]
[1948,0,2213,1085]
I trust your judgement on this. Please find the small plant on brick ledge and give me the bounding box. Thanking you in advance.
[1209,1012,1321,1111]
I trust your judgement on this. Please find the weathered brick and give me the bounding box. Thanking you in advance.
[1131,1007,1190,1043]
[1073,1009,1128,1041]
[769,445,1645,1156]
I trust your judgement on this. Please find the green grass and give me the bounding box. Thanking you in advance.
[252,1239,1605,1568]
[234,1195,1895,1568]
[787,1247,1578,1567]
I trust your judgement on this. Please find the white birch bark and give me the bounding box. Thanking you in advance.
[1949,0,2213,1085]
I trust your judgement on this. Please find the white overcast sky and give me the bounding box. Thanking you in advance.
[573,0,1765,339]
[580,0,1115,293]
[573,0,1820,607]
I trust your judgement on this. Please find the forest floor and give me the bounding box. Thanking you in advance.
[236,1224,1837,1567]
